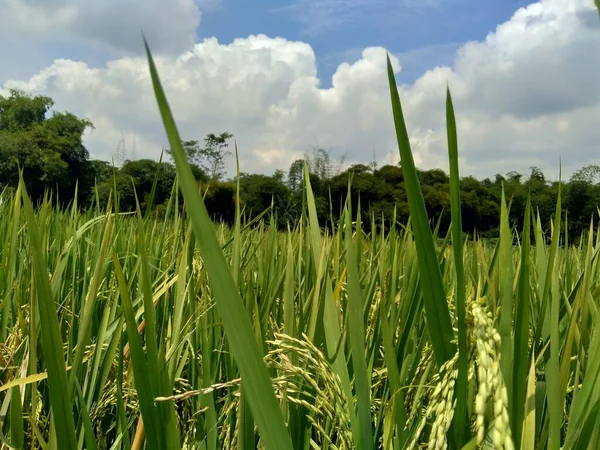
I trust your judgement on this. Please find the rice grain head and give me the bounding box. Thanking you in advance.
[471,297,513,450]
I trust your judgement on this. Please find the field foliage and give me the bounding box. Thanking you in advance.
[0,44,599,450]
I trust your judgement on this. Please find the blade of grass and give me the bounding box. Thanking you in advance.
[521,352,536,450]
[136,224,181,449]
[73,379,98,450]
[283,231,296,338]
[498,186,514,401]
[511,195,532,448]
[20,176,78,450]
[112,251,162,450]
[446,87,469,446]
[143,150,165,220]
[545,175,562,450]
[564,312,600,448]
[232,141,242,284]
[1,180,23,342]
[344,192,374,450]
[570,399,600,450]
[117,337,133,450]
[9,387,24,450]
[143,37,293,450]
[232,142,257,450]
[386,54,455,367]
[69,208,113,390]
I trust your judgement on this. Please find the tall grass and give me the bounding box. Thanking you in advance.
[0,43,599,450]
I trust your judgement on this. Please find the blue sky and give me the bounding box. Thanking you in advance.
[1,0,599,179]
[197,0,532,85]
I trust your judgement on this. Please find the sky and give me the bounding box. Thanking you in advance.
[0,0,598,180]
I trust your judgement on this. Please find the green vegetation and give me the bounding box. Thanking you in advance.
[4,87,600,242]
[0,89,94,206]
[0,40,599,450]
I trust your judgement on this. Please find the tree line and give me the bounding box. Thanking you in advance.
[2,90,599,239]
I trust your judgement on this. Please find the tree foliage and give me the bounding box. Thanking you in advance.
[166,131,233,180]
[0,89,94,205]
[5,92,600,242]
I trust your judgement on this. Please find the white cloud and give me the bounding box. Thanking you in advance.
[0,0,201,55]
[396,0,600,178]
[3,34,334,174]
[2,0,600,180]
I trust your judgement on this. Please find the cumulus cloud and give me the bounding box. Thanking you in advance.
[397,0,600,177]
[3,35,337,174]
[0,0,201,55]
[2,0,600,179]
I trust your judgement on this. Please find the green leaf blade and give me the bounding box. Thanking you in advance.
[386,54,455,366]
[143,37,293,450]
[446,87,470,446]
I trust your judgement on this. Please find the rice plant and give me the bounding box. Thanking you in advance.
[0,41,599,450]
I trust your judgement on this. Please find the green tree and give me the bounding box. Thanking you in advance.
[287,159,305,191]
[328,164,391,231]
[239,173,293,227]
[460,175,500,236]
[524,166,556,233]
[202,180,236,224]
[87,160,113,185]
[565,167,600,238]
[167,132,233,180]
[121,159,177,207]
[419,169,451,231]
[0,89,93,205]
[570,164,600,184]
[96,158,207,212]
[375,164,409,224]
[304,147,342,180]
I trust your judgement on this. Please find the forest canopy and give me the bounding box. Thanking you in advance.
[1,89,598,239]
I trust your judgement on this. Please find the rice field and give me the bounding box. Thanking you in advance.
[0,46,599,450]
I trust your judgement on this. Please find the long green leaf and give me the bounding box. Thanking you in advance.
[344,192,374,450]
[546,176,562,450]
[511,195,531,447]
[446,87,469,446]
[9,387,24,450]
[498,186,514,400]
[20,178,78,450]
[112,252,161,450]
[143,37,293,450]
[386,54,455,366]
